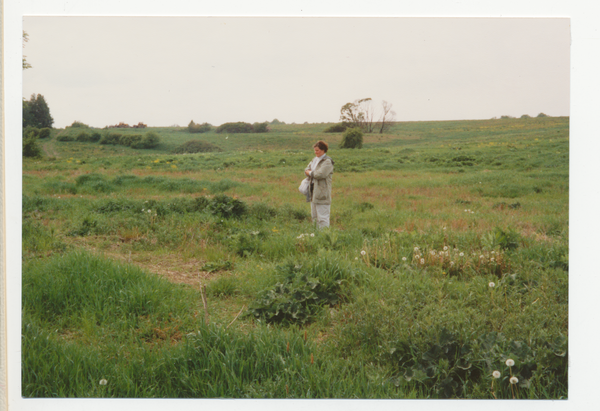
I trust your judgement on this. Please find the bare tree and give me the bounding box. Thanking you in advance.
[340,98,396,133]
[377,100,397,134]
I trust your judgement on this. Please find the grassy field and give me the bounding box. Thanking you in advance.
[22,117,569,399]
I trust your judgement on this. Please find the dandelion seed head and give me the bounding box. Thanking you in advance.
[443,246,448,251]
[310,233,315,237]
[420,258,425,264]
[492,371,501,379]
[450,261,454,266]
[459,252,464,257]
[506,359,515,367]
[510,376,519,384]
[414,246,419,252]
[402,257,407,261]
[480,255,484,259]
[361,250,366,256]
[99,379,108,386]
[489,282,495,288]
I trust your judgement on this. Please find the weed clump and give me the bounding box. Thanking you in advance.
[248,256,363,325]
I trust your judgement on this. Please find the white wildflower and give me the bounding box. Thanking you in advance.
[510,376,519,385]
[489,282,495,288]
[402,257,407,261]
[414,246,419,252]
[310,233,315,237]
[459,252,464,257]
[443,246,448,251]
[99,379,108,386]
[492,370,501,379]
[506,359,515,367]
[420,258,425,264]
[491,257,495,262]
[450,261,454,266]
[361,250,366,256]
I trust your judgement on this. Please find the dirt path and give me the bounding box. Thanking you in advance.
[68,238,223,288]
[42,131,62,158]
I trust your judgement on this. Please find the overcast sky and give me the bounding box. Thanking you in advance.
[22,16,570,128]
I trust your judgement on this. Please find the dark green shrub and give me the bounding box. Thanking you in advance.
[339,127,363,149]
[38,128,52,139]
[215,122,254,134]
[537,112,548,118]
[23,134,42,157]
[173,140,222,154]
[323,123,348,133]
[67,121,89,128]
[120,134,143,147]
[75,131,91,142]
[56,134,75,142]
[130,131,160,149]
[188,121,212,134]
[89,131,101,142]
[252,122,269,133]
[99,132,121,145]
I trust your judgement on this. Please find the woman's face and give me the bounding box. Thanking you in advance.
[314,146,325,157]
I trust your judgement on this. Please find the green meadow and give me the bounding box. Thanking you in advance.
[22,117,568,399]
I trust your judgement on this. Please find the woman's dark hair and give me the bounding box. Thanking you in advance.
[313,140,329,152]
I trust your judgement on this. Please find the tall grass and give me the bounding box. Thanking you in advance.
[22,117,568,399]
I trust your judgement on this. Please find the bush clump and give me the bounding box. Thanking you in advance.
[252,122,269,133]
[130,131,160,149]
[38,128,52,139]
[99,132,122,145]
[120,134,143,147]
[188,121,212,134]
[323,123,348,133]
[216,122,269,134]
[67,121,89,128]
[339,127,363,149]
[173,140,222,154]
[23,132,42,157]
[55,134,75,142]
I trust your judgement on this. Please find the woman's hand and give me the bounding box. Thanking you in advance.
[305,169,311,177]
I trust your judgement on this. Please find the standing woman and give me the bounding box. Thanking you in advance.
[305,140,334,228]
